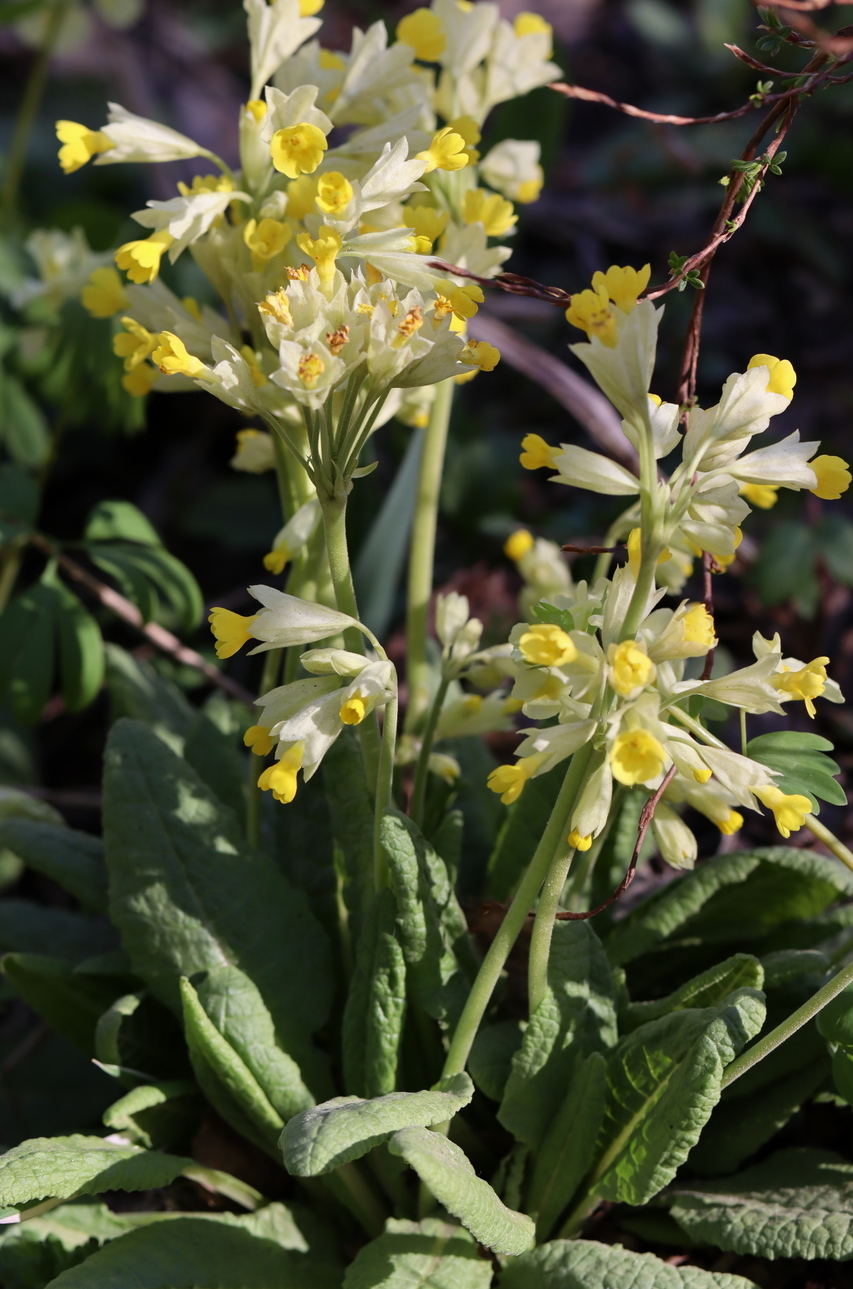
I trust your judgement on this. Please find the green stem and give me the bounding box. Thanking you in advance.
[410,674,450,829]
[319,492,380,792]
[326,1161,387,1237]
[245,648,282,849]
[528,841,577,1016]
[373,694,398,892]
[1,0,68,219]
[804,815,853,877]
[441,743,594,1079]
[405,379,454,732]
[721,954,853,1090]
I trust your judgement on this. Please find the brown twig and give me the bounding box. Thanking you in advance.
[699,551,717,682]
[28,535,255,706]
[561,544,625,555]
[429,261,572,307]
[555,766,679,920]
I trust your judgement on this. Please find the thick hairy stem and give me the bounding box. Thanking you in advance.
[527,842,577,1016]
[405,379,454,731]
[441,744,594,1079]
[319,492,380,791]
[410,674,450,830]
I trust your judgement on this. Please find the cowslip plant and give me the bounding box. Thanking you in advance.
[3,3,853,1288]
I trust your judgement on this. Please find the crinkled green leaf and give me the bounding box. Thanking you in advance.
[499,1237,757,1289]
[102,1079,199,1150]
[104,645,194,753]
[585,989,766,1207]
[343,1217,491,1289]
[0,1135,189,1209]
[53,580,104,714]
[282,1073,474,1177]
[0,899,116,962]
[94,990,189,1084]
[343,887,407,1098]
[468,1020,523,1102]
[388,1127,535,1256]
[668,1147,853,1260]
[324,730,375,926]
[499,922,617,1147]
[0,821,107,912]
[527,1052,607,1239]
[103,720,333,1096]
[624,954,764,1031]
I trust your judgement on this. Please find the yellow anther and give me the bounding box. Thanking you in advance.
[326,326,350,356]
[258,289,293,328]
[298,353,325,387]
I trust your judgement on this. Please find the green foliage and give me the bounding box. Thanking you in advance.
[343,887,407,1098]
[526,1052,607,1239]
[0,1135,189,1209]
[0,820,107,912]
[343,1218,491,1289]
[499,1238,757,1288]
[746,731,845,812]
[101,1079,200,1150]
[1,953,133,1054]
[667,1148,853,1260]
[388,1128,535,1255]
[282,1074,474,1177]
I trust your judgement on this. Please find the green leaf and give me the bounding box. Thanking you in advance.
[604,846,853,968]
[38,1207,342,1289]
[102,719,333,1096]
[499,922,617,1148]
[388,1127,535,1256]
[2,374,50,468]
[180,976,285,1154]
[667,1147,853,1260]
[817,978,853,1046]
[91,544,203,631]
[343,1217,492,1289]
[95,990,189,1083]
[747,731,845,811]
[102,1079,200,1149]
[486,764,564,902]
[190,964,314,1123]
[1,953,133,1054]
[55,583,104,713]
[353,427,424,639]
[380,811,473,1027]
[324,730,375,924]
[815,513,853,587]
[624,954,764,1031]
[750,521,818,615]
[0,577,58,724]
[282,1073,474,1177]
[343,887,407,1098]
[529,602,575,631]
[499,1238,757,1289]
[527,1052,607,1239]
[0,463,38,542]
[0,1136,189,1209]
[184,695,247,827]
[0,899,116,961]
[104,645,193,754]
[468,1020,523,1102]
[84,501,161,546]
[584,989,766,1208]
[0,820,107,912]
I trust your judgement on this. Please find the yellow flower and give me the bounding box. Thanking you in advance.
[436,283,483,324]
[416,127,469,174]
[300,0,324,12]
[460,339,500,371]
[610,729,667,786]
[462,189,517,238]
[286,175,319,220]
[115,229,174,285]
[240,345,268,387]
[747,353,796,400]
[608,640,655,696]
[55,120,114,174]
[403,204,449,247]
[753,784,813,839]
[519,433,558,471]
[113,316,157,371]
[316,171,354,215]
[81,267,128,318]
[244,724,276,756]
[504,528,535,561]
[568,828,592,851]
[773,656,829,718]
[270,122,328,178]
[258,288,293,327]
[519,623,577,667]
[243,217,291,269]
[208,607,258,659]
[340,695,367,725]
[297,226,342,285]
[516,177,543,204]
[565,285,616,346]
[245,99,267,124]
[298,353,326,387]
[810,455,851,501]
[718,809,744,836]
[682,604,716,647]
[122,364,158,397]
[486,754,544,805]
[448,116,481,162]
[514,12,553,54]
[263,541,292,575]
[152,331,206,378]
[740,482,779,509]
[397,8,446,60]
[177,173,234,196]
[183,296,203,322]
[258,742,305,804]
[591,263,651,314]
